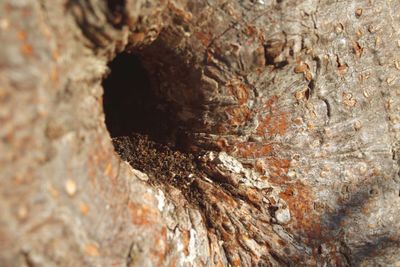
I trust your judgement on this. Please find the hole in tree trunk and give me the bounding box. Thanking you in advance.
[101,50,204,193]
[102,52,175,144]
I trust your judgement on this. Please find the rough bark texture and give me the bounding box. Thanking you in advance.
[1,0,400,266]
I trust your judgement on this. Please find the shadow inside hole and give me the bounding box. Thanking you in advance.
[102,52,172,142]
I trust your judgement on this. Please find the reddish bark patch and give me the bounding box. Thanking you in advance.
[226,81,249,105]
[151,226,167,264]
[234,142,273,159]
[182,230,190,256]
[255,96,288,136]
[266,158,290,181]
[128,202,158,225]
[20,43,34,57]
[256,112,287,136]
[194,31,211,47]
[225,106,252,128]
[279,181,323,243]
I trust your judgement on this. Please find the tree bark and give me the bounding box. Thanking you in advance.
[0,0,399,266]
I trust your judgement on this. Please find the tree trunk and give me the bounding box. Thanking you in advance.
[1,0,399,266]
